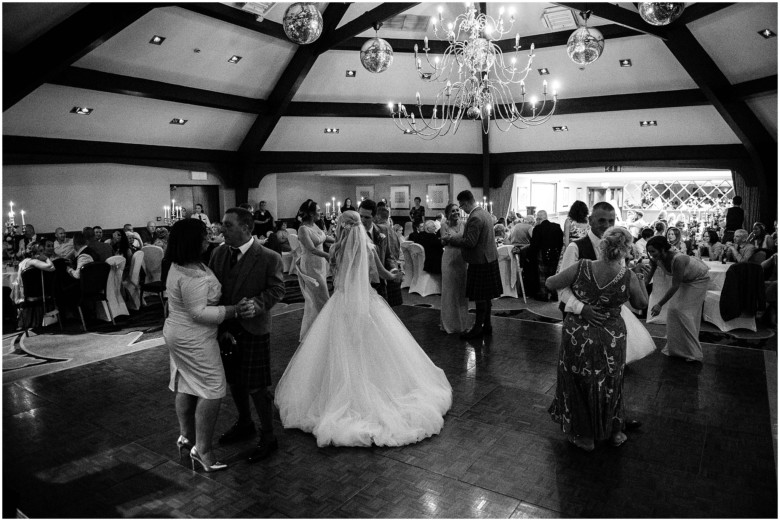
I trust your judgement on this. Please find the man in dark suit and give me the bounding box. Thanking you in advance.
[210,207,285,463]
[529,210,564,301]
[442,190,502,339]
[83,227,114,262]
[252,201,274,238]
[138,221,156,246]
[358,199,397,303]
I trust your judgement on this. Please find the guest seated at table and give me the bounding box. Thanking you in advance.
[138,221,156,246]
[15,225,37,259]
[53,227,75,260]
[723,229,757,263]
[92,226,105,243]
[83,226,113,262]
[265,221,292,255]
[124,224,143,250]
[209,222,224,244]
[66,232,96,280]
[107,230,133,276]
[412,220,443,275]
[154,227,170,252]
[698,230,724,260]
[747,222,769,249]
[665,226,687,254]
[635,227,654,259]
[42,239,56,260]
[494,224,506,247]
[11,241,55,330]
[407,221,425,244]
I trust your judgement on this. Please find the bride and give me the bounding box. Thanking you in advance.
[275,211,452,447]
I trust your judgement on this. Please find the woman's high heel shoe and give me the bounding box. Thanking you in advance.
[190,447,227,472]
[176,435,193,457]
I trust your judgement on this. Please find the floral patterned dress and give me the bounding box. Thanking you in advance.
[549,259,630,441]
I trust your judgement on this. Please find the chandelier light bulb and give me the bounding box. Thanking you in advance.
[499,6,505,16]
[388,102,394,111]
[485,24,493,35]
[448,22,454,31]
[530,96,538,105]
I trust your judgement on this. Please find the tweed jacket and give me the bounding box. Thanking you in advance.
[209,239,285,336]
[449,206,498,265]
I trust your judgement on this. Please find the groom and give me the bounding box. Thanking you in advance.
[358,199,396,302]
[210,207,285,463]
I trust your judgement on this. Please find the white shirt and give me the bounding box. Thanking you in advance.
[233,237,254,263]
[192,213,211,226]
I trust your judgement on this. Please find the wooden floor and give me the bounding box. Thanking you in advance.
[3,305,777,518]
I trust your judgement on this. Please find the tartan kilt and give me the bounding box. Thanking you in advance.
[385,280,403,307]
[466,260,502,301]
[221,331,272,389]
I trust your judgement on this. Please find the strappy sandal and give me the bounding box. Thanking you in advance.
[611,432,628,447]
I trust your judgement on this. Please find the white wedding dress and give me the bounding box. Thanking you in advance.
[275,217,452,447]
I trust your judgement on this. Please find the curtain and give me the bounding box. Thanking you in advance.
[731,170,761,229]
[492,176,515,221]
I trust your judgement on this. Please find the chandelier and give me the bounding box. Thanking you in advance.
[391,3,557,139]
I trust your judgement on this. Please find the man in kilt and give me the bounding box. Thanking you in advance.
[442,190,502,339]
[210,207,285,463]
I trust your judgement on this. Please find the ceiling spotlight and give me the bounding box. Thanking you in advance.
[228,55,242,64]
[758,28,776,39]
[70,106,93,115]
[553,126,568,132]
[421,72,433,80]
[324,128,340,134]
[619,59,632,67]
[538,68,550,75]
[346,70,356,77]
[639,120,657,127]
[149,35,165,45]
[170,118,188,125]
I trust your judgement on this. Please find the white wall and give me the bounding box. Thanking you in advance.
[2,163,224,233]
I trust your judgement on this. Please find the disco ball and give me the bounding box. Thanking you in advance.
[566,26,605,68]
[637,3,685,26]
[360,37,394,73]
[283,3,323,45]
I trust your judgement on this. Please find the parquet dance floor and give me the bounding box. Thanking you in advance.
[3,306,777,518]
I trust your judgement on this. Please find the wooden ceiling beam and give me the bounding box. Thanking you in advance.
[553,3,670,39]
[176,3,287,41]
[50,67,268,114]
[3,3,156,111]
[731,75,778,101]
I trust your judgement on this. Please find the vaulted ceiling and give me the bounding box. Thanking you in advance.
[3,2,777,211]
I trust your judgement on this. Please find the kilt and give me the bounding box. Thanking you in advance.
[466,260,502,301]
[385,280,403,307]
[221,331,272,389]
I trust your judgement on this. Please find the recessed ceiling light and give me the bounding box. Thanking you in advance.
[170,118,188,125]
[553,126,568,132]
[421,72,433,80]
[639,120,657,127]
[619,59,632,67]
[538,68,550,75]
[403,129,414,134]
[345,70,356,77]
[324,128,339,134]
[228,55,242,64]
[758,28,776,39]
[149,35,165,45]
[70,106,93,115]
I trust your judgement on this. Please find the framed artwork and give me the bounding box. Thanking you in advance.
[356,185,374,202]
[389,185,410,209]
[426,184,449,210]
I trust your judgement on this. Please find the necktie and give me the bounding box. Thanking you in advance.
[229,247,240,269]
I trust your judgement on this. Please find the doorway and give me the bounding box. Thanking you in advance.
[531,182,557,215]
[170,185,220,223]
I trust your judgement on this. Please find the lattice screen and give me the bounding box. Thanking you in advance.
[624,180,734,213]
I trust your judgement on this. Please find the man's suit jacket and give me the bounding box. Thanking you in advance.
[138,228,154,245]
[209,239,285,336]
[449,206,498,265]
[89,240,114,263]
[530,220,564,262]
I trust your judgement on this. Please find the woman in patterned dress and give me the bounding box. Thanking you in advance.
[546,227,648,451]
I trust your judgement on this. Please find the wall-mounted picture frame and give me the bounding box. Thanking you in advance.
[389,185,410,209]
[426,184,449,210]
[356,185,374,202]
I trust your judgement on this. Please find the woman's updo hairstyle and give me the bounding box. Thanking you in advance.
[646,235,672,253]
[598,226,633,261]
[297,199,318,223]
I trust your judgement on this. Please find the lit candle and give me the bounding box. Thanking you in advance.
[424,36,428,49]
[20,210,25,226]
[7,211,13,225]
[490,202,493,214]
[543,80,547,95]
[337,201,342,214]
[515,33,519,47]
[416,92,421,105]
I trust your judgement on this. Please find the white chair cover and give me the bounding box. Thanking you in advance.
[286,234,301,276]
[497,244,518,298]
[122,250,144,311]
[403,222,413,238]
[287,229,297,236]
[408,243,441,296]
[702,289,757,332]
[400,241,416,289]
[141,245,164,283]
[512,253,527,303]
[98,256,129,321]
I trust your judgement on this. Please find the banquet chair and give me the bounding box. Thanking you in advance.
[512,252,528,303]
[702,262,763,332]
[400,241,416,289]
[403,222,413,238]
[20,267,62,335]
[122,250,144,311]
[286,234,301,276]
[407,243,441,296]
[141,258,171,317]
[141,245,164,283]
[77,262,113,332]
[98,256,129,322]
[497,244,518,298]
[751,250,767,265]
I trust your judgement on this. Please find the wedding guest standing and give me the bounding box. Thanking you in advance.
[645,235,710,362]
[546,227,648,450]
[529,210,563,301]
[442,190,502,339]
[440,203,471,334]
[723,195,744,243]
[191,203,211,227]
[252,201,274,238]
[296,200,331,340]
[164,219,238,472]
[561,201,590,251]
[409,197,425,227]
[340,198,356,213]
